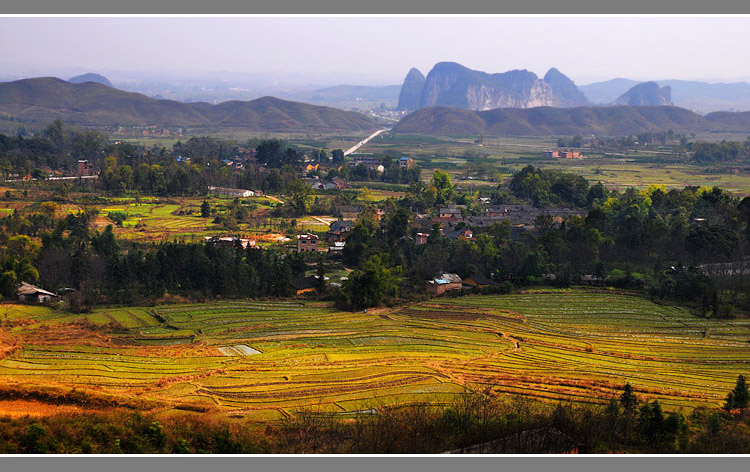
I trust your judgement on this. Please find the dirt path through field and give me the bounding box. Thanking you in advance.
[264,195,284,204]
[311,216,335,225]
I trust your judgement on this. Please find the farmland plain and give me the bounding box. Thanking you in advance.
[1,289,749,420]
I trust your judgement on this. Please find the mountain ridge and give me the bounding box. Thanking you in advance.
[0,77,377,132]
[392,104,750,136]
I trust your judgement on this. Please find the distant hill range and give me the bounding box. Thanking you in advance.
[613,82,672,106]
[581,78,750,112]
[396,62,589,112]
[0,77,377,132]
[68,72,113,88]
[392,104,750,137]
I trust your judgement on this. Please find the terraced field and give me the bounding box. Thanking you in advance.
[1,290,749,419]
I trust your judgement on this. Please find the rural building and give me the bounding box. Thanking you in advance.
[297,234,320,252]
[338,205,363,221]
[462,273,493,288]
[439,205,465,219]
[445,228,474,241]
[319,162,344,173]
[208,186,255,198]
[328,241,346,253]
[331,177,348,189]
[543,150,583,159]
[426,273,463,296]
[327,219,355,242]
[399,156,415,169]
[306,178,337,190]
[205,236,256,249]
[487,206,508,217]
[290,276,319,295]
[17,282,60,304]
[351,155,382,169]
[560,150,582,159]
[416,232,429,245]
[77,159,95,176]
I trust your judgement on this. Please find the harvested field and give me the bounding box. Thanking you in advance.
[217,345,261,356]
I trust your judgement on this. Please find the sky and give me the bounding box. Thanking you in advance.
[2,16,750,86]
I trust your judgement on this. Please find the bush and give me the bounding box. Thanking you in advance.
[107,210,128,226]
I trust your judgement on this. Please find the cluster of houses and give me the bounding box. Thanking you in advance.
[543,149,584,159]
[292,201,581,256]
[204,235,258,249]
[426,273,494,295]
[296,218,356,254]
[426,204,581,233]
[305,176,348,190]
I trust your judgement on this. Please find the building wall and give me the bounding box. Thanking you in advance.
[428,282,462,295]
[297,238,319,252]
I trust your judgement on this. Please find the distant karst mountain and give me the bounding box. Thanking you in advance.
[581,78,750,112]
[419,62,556,110]
[68,73,113,87]
[397,68,426,111]
[613,82,672,106]
[0,77,377,132]
[543,67,590,107]
[578,78,641,104]
[394,62,589,112]
[392,104,750,137]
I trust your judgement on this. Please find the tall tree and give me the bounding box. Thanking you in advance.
[732,374,749,409]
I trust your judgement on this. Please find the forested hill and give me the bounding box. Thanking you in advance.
[0,77,378,132]
[392,105,750,136]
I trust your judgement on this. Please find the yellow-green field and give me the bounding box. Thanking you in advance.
[94,196,292,243]
[1,289,749,419]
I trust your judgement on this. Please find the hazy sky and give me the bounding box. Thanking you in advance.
[2,16,750,86]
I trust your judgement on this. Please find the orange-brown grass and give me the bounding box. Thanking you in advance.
[20,323,115,347]
[0,328,20,359]
[155,368,228,388]
[0,399,104,418]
